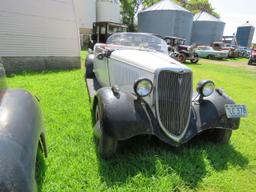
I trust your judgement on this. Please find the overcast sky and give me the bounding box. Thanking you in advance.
[209,0,256,43]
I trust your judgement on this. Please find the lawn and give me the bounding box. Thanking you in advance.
[7,53,256,192]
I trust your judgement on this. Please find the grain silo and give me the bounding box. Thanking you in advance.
[0,0,81,74]
[75,0,96,42]
[191,11,225,45]
[138,0,193,44]
[96,0,121,23]
[236,21,255,47]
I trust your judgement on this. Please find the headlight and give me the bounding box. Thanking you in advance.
[197,80,215,97]
[134,78,153,97]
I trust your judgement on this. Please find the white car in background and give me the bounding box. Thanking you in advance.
[195,46,229,59]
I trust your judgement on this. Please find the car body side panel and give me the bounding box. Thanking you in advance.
[0,89,45,192]
[93,57,110,87]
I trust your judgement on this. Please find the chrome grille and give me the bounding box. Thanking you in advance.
[156,70,192,137]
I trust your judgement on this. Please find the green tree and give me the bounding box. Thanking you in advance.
[184,0,220,18]
[120,0,139,31]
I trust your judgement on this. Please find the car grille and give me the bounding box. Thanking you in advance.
[156,70,192,137]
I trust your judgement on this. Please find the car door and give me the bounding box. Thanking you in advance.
[93,46,110,87]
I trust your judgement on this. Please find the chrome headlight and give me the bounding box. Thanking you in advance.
[197,80,215,97]
[134,78,153,97]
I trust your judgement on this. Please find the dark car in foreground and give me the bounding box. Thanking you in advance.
[85,33,247,158]
[0,64,47,192]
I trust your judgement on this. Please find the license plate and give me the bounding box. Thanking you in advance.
[225,104,248,118]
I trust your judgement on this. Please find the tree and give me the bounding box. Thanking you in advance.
[183,0,220,18]
[120,0,159,31]
[120,0,140,31]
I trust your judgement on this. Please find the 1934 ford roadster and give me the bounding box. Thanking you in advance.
[85,33,247,158]
[0,64,47,191]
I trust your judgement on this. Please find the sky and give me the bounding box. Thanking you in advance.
[209,0,256,43]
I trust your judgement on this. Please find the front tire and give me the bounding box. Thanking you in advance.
[95,103,117,159]
[190,57,199,63]
[207,129,232,144]
[208,55,215,60]
[85,54,94,79]
[177,53,186,63]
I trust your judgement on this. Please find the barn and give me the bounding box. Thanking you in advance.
[0,0,81,74]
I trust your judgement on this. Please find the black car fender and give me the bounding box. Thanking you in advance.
[93,87,153,140]
[182,89,240,142]
[0,89,47,192]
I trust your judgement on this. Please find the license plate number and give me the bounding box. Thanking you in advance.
[225,104,247,118]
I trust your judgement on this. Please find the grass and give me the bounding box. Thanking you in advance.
[225,57,248,62]
[6,52,256,192]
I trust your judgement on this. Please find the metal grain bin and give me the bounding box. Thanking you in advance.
[96,0,120,23]
[138,0,193,44]
[191,11,225,45]
[236,21,255,47]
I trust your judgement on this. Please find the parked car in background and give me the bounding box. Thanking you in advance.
[212,42,239,58]
[0,64,47,192]
[238,46,251,58]
[85,32,246,158]
[195,46,229,59]
[88,22,128,49]
[248,48,256,65]
[164,36,199,63]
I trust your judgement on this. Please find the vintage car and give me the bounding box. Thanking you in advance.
[195,46,229,59]
[164,36,199,63]
[0,64,47,191]
[212,42,239,58]
[88,22,128,49]
[85,33,247,158]
[248,48,256,65]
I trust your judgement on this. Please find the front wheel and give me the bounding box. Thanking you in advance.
[190,57,199,63]
[85,54,95,79]
[208,55,215,60]
[177,53,186,63]
[206,129,232,144]
[95,103,117,159]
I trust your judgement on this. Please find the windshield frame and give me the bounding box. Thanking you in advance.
[106,32,168,54]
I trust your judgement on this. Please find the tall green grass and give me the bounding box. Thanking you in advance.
[6,56,256,192]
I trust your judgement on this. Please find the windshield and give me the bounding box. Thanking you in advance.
[107,33,168,54]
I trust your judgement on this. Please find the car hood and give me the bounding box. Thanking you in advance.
[110,49,190,73]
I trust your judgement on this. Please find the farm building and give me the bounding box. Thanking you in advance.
[236,21,255,47]
[0,0,81,74]
[191,11,225,45]
[76,0,121,45]
[138,0,193,44]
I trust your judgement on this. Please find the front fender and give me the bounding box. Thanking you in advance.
[94,87,153,140]
[182,89,240,143]
[0,89,45,192]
